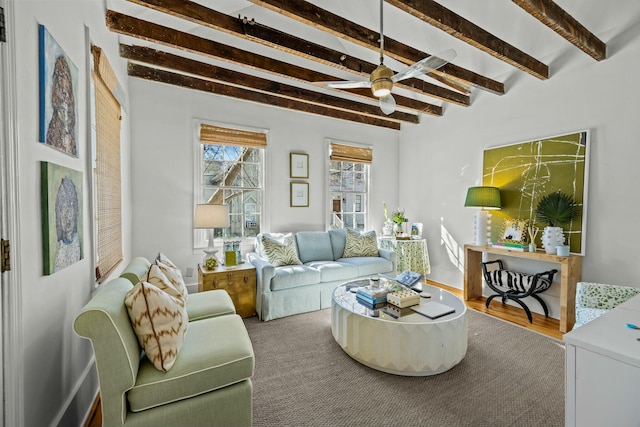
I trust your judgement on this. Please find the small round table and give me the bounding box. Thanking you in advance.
[331,282,467,376]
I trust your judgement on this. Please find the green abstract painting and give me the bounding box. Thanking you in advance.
[482,131,589,254]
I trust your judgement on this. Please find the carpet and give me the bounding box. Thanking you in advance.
[243,309,565,427]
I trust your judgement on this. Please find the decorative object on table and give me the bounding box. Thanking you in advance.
[482,131,589,255]
[556,245,570,256]
[289,152,309,178]
[204,257,218,270]
[527,226,540,252]
[193,203,230,265]
[394,270,423,287]
[535,190,581,254]
[290,181,309,207]
[387,289,421,308]
[464,186,502,245]
[492,218,530,251]
[223,239,242,266]
[410,223,423,239]
[382,201,394,236]
[391,208,408,237]
[41,161,84,275]
[39,25,79,157]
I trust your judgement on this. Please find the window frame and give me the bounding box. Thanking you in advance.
[193,120,268,251]
[325,138,372,231]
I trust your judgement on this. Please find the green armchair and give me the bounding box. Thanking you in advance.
[74,276,254,426]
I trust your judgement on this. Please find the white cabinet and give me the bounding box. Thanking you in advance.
[564,294,640,427]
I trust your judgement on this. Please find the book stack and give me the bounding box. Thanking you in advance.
[491,241,530,252]
[356,286,389,309]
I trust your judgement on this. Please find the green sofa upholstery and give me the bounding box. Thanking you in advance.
[247,229,396,321]
[74,260,254,426]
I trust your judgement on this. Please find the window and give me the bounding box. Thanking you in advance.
[196,123,266,247]
[328,142,372,231]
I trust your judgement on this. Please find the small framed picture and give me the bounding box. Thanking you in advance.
[499,218,528,244]
[290,182,309,207]
[290,153,309,178]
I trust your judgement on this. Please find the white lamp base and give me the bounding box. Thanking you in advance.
[473,210,493,245]
[202,229,219,265]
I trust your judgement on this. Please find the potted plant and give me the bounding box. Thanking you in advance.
[535,191,580,254]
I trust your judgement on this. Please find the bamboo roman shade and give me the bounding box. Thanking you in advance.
[92,45,123,282]
[329,143,373,164]
[200,124,267,148]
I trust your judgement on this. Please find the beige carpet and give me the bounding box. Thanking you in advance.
[243,308,564,427]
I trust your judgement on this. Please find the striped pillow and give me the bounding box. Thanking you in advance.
[124,267,188,372]
[261,234,302,267]
[342,228,379,258]
[487,269,552,293]
[156,253,188,300]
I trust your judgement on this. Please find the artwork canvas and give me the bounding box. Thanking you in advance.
[483,131,589,255]
[290,182,309,207]
[41,162,84,275]
[39,24,79,157]
[290,153,309,178]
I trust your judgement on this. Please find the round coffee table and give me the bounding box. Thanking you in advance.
[331,281,467,376]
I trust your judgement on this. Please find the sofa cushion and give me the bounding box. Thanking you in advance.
[328,228,347,260]
[261,234,302,267]
[338,256,394,277]
[343,228,379,258]
[305,260,360,282]
[295,231,334,263]
[124,269,188,372]
[156,253,188,301]
[128,314,254,412]
[255,232,290,258]
[270,265,321,291]
[187,289,236,321]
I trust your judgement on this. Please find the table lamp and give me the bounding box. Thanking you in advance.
[464,186,501,245]
[194,203,230,264]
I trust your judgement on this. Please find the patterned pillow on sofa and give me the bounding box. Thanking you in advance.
[124,267,188,372]
[342,228,379,258]
[261,234,303,267]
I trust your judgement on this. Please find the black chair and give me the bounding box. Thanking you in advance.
[481,259,557,323]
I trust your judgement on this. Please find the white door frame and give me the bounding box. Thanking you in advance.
[1,0,25,426]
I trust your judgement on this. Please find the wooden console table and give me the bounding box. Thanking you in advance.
[464,244,582,333]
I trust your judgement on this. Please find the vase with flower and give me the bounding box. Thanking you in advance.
[391,208,407,237]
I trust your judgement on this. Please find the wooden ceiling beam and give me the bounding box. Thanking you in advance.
[384,0,549,79]
[128,0,469,105]
[120,44,420,124]
[127,63,401,130]
[512,0,606,61]
[248,0,505,94]
[106,10,441,115]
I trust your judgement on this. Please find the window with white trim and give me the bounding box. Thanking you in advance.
[328,142,371,231]
[195,123,265,248]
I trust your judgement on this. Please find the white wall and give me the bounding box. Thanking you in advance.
[399,10,640,317]
[12,1,131,425]
[129,78,400,283]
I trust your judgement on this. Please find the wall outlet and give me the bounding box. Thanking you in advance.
[185,267,194,278]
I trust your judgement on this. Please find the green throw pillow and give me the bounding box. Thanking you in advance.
[343,228,379,258]
[261,234,302,267]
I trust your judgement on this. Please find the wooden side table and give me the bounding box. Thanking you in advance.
[198,263,257,318]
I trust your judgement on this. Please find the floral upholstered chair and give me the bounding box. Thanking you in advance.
[573,282,640,329]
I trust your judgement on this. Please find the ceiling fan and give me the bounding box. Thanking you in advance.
[315,0,456,115]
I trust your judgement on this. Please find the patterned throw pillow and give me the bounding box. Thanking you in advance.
[156,252,188,300]
[124,267,188,372]
[261,234,302,267]
[342,228,379,258]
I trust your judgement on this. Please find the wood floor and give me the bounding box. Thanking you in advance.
[85,281,563,426]
[428,280,563,340]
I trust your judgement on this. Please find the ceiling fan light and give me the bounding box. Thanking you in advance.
[370,64,394,97]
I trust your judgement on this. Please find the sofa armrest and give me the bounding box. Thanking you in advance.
[246,252,275,295]
[378,248,397,273]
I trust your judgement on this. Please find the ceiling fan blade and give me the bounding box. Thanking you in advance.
[312,80,372,90]
[379,94,396,115]
[391,49,457,83]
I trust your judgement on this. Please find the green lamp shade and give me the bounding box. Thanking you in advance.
[464,186,502,210]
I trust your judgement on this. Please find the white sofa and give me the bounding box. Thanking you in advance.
[247,229,396,321]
